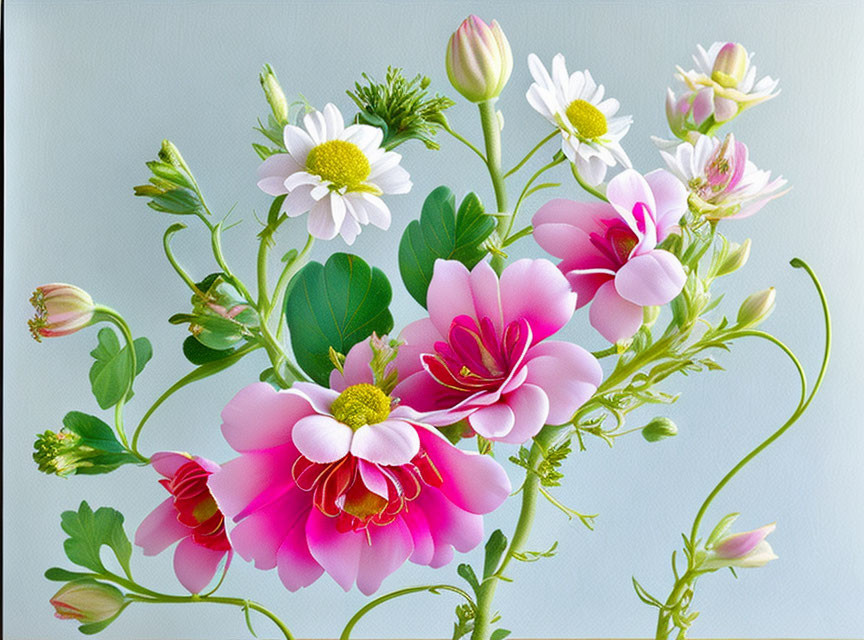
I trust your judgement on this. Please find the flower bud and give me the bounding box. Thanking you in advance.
[28,283,95,342]
[259,63,289,124]
[702,522,777,570]
[446,15,513,103]
[33,430,86,476]
[665,88,688,138]
[50,580,126,625]
[737,287,776,328]
[642,417,678,442]
[711,42,749,89]
[716,238,751,276]
[642,305,661,328]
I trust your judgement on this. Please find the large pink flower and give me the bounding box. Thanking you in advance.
[135,452,232,594]
[208,379,510,596]
[393,259,602,442]
[532,169,688,343]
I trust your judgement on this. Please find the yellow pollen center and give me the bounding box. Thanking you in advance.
[305,140,371,191]
[331,383,391,431]
[565,99,608,139]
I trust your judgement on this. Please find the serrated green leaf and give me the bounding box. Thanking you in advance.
[398,186,495,307]
[483,530,508,579]
[88,329,152,409]
[60,502,132,577]
[285,253,393,385]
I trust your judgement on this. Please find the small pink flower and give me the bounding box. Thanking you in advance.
[28,283,95,342]
[703,522,777,570]
[208,378,510,595]
[533,169,688,343]
[135,452,232,594]
[393,259,602,442]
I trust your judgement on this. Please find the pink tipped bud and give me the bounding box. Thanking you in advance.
[446,15,513,103]
[50,580,125,624]
[28,283,95,342]
[711,42,748,89]
[703,522,777,570]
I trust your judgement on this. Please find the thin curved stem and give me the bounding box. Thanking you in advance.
[503,131,557,178]
[340,585,476,640]
[441,121,487,163]
[211,222,255,306]
[163,224,205,296]
[511,155,565,222]
[570,161,608,202]
[269,234,314,325]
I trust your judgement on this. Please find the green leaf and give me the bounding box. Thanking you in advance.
[483,530,508,579]
[147,189,202,215]
[88,329,152,409]
[44,567,93,581]
[285,253,394,385]
[457,563,481,596]
[632,576,664,609]
[61,502,132,577]
[62,412,125,453]
[183,336,238,365]
[490,630,511,640]
[398,186,496,307]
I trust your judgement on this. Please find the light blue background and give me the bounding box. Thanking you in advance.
[5,1,863,638]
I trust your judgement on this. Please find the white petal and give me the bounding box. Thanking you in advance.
[306,197,339,240]
[283,126,315,164]
[322,103,345,138]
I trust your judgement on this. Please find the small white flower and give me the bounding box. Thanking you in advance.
[526,53,632,185]
[660,133,788,220]
[257,103,412,244]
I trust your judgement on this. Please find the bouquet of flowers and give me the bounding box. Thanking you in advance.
[31,15,830,640]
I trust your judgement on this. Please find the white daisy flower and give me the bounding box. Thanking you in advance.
[526,53,632,186]
[257,103,412,244]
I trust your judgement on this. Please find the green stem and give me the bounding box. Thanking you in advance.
[511,155,565,223]
[130,342,262,454]
[503,131,557,178]
[163,224,206,296]
[340,585,476,640]
[211,222,255,306]
[269,234,314,325]
[441,121,487,163]
[125,593,294,640]
[501,225,532,248]
[478,99,509,275]
[472,441,543,640]
[570,161,608,202]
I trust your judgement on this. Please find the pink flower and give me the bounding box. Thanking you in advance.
[703,522,777,570]
[208,379,510,595]
[28,283,95,342]
[135,452,232,594]
[392,259,602,442]
[532,169,688,343]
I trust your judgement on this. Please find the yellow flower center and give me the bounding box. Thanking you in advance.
[565,99,608,139]
[331,383,391,431]
[306,140,371,191]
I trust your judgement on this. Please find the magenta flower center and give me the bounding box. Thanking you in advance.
[160,460,231,551]
[423,315,531,395]
[291,450,442,532]
[589,218,640,268]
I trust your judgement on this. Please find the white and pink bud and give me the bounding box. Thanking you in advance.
[446,15,513,103]
[28,283,95,342]
[703,522,778,570]
[50,580,126,625]
[711,42,749,89]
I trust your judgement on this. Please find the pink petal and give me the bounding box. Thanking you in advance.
[173,537,227,594]
[468,402,515,439]
[401,507,435,566]
[468,261,503,334]
[415,487,484,554]
[394,318,442,380]
[330,340,375,391]
[426,260,476,337]
[692,87,715,125]
[533,222,597,262]
[150,451,193,478]
[221,384,315,452]
[358,460,389,499]
[356,518,414,595]
[713,96,738,122]
[305,508,364,591]
[276,513,324,591]
[416,427,511,514]
[644,169,687,241]
[715,523,776,559]
[208,445,297,520]
[606,169,658,250]
[500,259,576,343]
[532,199,611,235]
[589,280,644,343]
[495,383,549,444]
[292,414,353,464]
[227,488,310,570]
[135,498,188,556]
[350,419,420,465]
[292,382,340,414]
[524,342,602,424]
[615,250,685,306]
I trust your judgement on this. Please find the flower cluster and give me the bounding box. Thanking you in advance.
[31,13,826,640]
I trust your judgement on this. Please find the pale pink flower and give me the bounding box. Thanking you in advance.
[208,379,510,595]
[660,133,788,220]
[135,452,232,594]
[703,522,777,570]
[532,169,688,343]
[28,283,95,342]
[393,259,602,442]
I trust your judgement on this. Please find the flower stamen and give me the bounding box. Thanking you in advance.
[565,99,608,139]
[331,383,391,431]
[306,140,371,191]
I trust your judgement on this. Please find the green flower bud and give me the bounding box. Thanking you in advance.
[736,287,776,328]
[259,64,289,124]
[642,305,661,328]
[716,238,751,277]
[51,580,126,625]
[642,417,678,442]
[446,15,513,103]
[33,430,93,477]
